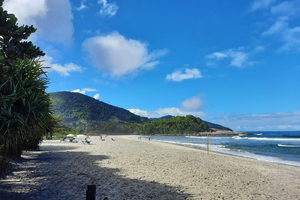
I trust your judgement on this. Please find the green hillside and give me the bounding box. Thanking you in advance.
[50,91,232,134]
[50,91,149,131]
[151,115,232,131]
[125,115,210,135]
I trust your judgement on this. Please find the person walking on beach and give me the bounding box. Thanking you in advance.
[100,135,102,140]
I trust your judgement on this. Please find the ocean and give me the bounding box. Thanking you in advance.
[141,131,300,167]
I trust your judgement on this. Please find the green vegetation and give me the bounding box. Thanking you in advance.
[89,115,209,135]
[50,92,231,135]
[0,1,55,159]
[125,115,209,135]
[50,91,149,131]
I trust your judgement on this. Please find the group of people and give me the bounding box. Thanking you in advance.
[60,134,120,144]
[137,136,152,141]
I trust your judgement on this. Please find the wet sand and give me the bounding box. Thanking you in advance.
[0,135,299,199]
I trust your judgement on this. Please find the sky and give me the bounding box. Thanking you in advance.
[3,0,300,131]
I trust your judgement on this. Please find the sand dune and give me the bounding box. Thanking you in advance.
[0,135,299,199]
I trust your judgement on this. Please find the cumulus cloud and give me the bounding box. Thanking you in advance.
[94,93,101,100]
[211,110,300,131]
[82,32,168,77]
[3,0,74,45]
[179,94,205,111]
[72,88,99,95]
[206,49,249,67]
[129,107,207,119]
[166,68,203,82]
[129,94,208,118]
[43,55,82,76]
[98,0,118,17]
[128,109,150,117]
[72,89,85,94]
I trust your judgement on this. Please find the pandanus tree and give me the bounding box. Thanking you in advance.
[0,0,54,157]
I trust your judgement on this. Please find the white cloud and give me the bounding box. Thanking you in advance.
[3,0,48,26]
[206,49,249,67]
[166,68,203,82]
[76,0,87,11]
[43,55,82,76]
[263,17,300,51]
[128,109,150,117]
[129,107,207,119]
[211,110,300,131]
[179,94,205,111]
[82,32,168,77]
[83,88,98,92]
[98,0,118,17]
[254,45,265,51]
[94,93,101,100]
[262,17,288,35]
[3,0,74,45]
[129,94,208,118]
[72,88,99,95]
[270,1,300,17]
[72,89,85,94]
[250,0,276,12]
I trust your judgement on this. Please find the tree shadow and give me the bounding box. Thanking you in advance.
[0,143,191,200]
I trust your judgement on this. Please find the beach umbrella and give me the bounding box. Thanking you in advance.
[67,134,74,137]
[76,134,85,138]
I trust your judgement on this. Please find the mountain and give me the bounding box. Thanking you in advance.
[151,115,232,131]
[50,91,149,130]
[150,115,173,120]
[204,121,232,131]
[50,91,232,133]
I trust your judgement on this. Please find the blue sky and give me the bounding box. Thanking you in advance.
[4,0,300,131]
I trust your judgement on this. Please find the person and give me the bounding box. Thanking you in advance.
[85,138,90,144]
[100,135,102,140]
[111,138,115,141]
[60,137,66,142]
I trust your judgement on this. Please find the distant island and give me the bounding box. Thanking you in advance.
[50,91,244,135]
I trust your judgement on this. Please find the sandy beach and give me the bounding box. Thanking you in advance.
[0,135,300,200]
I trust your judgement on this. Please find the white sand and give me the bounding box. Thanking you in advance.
[0,135,300,200]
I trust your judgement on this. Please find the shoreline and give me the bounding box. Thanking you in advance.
[1,135,300,199]
[139,136,300,167]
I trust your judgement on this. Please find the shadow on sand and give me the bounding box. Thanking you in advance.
[0,143,191,200]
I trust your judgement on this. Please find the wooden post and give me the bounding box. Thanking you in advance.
[207,134,209,156]
[86,185,96,200]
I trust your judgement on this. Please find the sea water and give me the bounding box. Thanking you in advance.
[142,131,300,167]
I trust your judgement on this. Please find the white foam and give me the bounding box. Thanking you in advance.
[232,136,300,141]
[186,136,228,140]
[155,139,300,167]
[278,144,300,148]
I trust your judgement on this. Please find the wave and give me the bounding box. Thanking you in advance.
[232,136,300,141]
[186,136,228,139]
[255,133,263,135]
[278,144,300,148]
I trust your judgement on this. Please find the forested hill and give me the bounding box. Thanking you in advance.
[151,115,232,131]
[50,92,149,130]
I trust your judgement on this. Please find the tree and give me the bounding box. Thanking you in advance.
[0,1,54,157]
